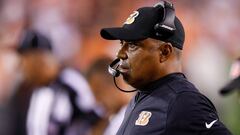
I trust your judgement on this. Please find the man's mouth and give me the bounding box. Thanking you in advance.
[119,67,129,73]
[118,62,130,74]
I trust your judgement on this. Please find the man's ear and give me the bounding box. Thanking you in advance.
[159,43,173,63]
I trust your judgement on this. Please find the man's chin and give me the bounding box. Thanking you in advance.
[122,74,137,88]
[122,73,131,84]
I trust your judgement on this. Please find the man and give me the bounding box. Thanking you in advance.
[25,31,103,135]
[0,30,59,135]
[17,30,60,135]
[100,1,231,135]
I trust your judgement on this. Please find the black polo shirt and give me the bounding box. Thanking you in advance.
[116,73,231,135]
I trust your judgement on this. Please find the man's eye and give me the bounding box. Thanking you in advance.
[128,43,138,50]
[120,41,124,46]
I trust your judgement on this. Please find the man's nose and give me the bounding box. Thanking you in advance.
[117,45,128,60]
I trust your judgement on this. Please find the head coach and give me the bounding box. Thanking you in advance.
[100,1,231,135]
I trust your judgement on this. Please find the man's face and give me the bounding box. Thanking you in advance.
[117,38,163,88]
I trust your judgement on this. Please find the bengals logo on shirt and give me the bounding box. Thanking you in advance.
[135,111,152,126]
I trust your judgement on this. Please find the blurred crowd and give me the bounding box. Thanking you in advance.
[0,0,239,135]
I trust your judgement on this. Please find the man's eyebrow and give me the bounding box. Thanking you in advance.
[126,41,140,44]
[120,40,142,46]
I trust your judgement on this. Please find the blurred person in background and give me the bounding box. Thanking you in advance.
[86,57,131,135]
[25,32,106,135]
[27,66,104,135]
[0,30,60,135]
[0,1,60,134]
[17,30,60,135]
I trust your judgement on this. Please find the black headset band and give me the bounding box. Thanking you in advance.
[153,1,176,39]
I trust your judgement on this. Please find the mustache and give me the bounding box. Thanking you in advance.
[119,60,130,69]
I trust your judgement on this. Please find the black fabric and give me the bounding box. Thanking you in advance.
[47,77,101,135]
[54,78,101,124]
[101,7,159,41]
[116,73,231,135]
[165,92,230,135]
[100,6,185,50]
[50,79,100,124]
[18,30,52,53]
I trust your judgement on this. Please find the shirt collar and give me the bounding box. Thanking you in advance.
[138,72,186,93]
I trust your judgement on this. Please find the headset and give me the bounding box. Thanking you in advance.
[108,1,176,93]
[154,1,176,39]
[108,58,137,92]
[108,58,120,77]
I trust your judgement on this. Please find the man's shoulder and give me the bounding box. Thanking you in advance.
[165,77,217,110]
[165,87,231,135]
[149,76,202,107]
[169,91,216,111]
[167,77,199,94]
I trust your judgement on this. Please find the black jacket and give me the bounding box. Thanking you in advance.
[116,73,231,135]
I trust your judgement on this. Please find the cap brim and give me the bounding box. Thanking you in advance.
[220,76,240,95]
[100,27,147,41]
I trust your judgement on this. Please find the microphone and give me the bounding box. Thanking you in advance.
[108,58,137,93]
[108,58,120,77]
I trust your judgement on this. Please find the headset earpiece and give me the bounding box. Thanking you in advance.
[154,1,176,39]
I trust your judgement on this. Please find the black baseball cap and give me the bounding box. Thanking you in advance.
[100,5,185,50]
[18,30,52,53]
